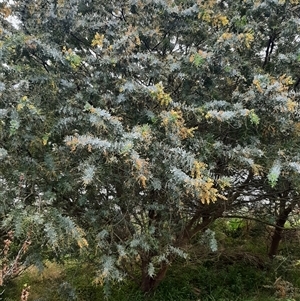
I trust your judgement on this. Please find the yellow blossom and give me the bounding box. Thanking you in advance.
[244,32,254,48]
[138,175,147,188]
[217,15,229,26]
[287,99,297,112]
[253,79,263,93]
[91,33,104,47]
[218,32,233,43]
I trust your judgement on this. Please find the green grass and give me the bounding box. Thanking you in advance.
[3,257,299,301]
[3,225,300,301]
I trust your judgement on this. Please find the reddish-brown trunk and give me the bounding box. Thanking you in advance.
[268,206,292,258]
[268,223,284,258]
[140,261,168,293]
[139,206,224,292]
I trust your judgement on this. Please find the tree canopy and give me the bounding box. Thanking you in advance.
[1,0,300,292]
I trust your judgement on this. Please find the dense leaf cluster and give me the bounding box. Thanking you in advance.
[1,0,300,292]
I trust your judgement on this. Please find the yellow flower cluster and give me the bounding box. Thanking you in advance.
[287,99,297,112]
[200,10,229,27]
[150,82,172,106]
[253,79,263,93]
[217,32,233,43]
[91,32,104,47]
[279,0,300,4]
[191,160,206,179]
[238,32,254,49]
[0,5,12,18]
[17,96,40,115]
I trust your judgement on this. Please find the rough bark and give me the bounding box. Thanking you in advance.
[139,205,225,293]
[268,200,292,258]
[140,259,168,293]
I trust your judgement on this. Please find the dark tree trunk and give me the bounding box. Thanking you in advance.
[140,260,168,293]
[268,201,292,258]
[138,203,225,293]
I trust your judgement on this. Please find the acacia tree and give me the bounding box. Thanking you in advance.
[1,0,300,292]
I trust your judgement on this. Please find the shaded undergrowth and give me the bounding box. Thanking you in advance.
[3,223,300,301]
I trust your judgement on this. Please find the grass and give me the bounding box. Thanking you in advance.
[3,224,300,301]
[3,257,300,301]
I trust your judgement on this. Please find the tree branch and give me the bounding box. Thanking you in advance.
[222,214,291,230]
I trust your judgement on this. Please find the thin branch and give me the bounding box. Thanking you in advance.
[222,214,293,230]
[263,33,277,68]
[28,53,49,73]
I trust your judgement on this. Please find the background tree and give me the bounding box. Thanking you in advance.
[1,0,300,293]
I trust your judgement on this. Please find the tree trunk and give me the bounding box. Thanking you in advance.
[268,202,292,258]
[139,205,224,293]
[140,260,168,293]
